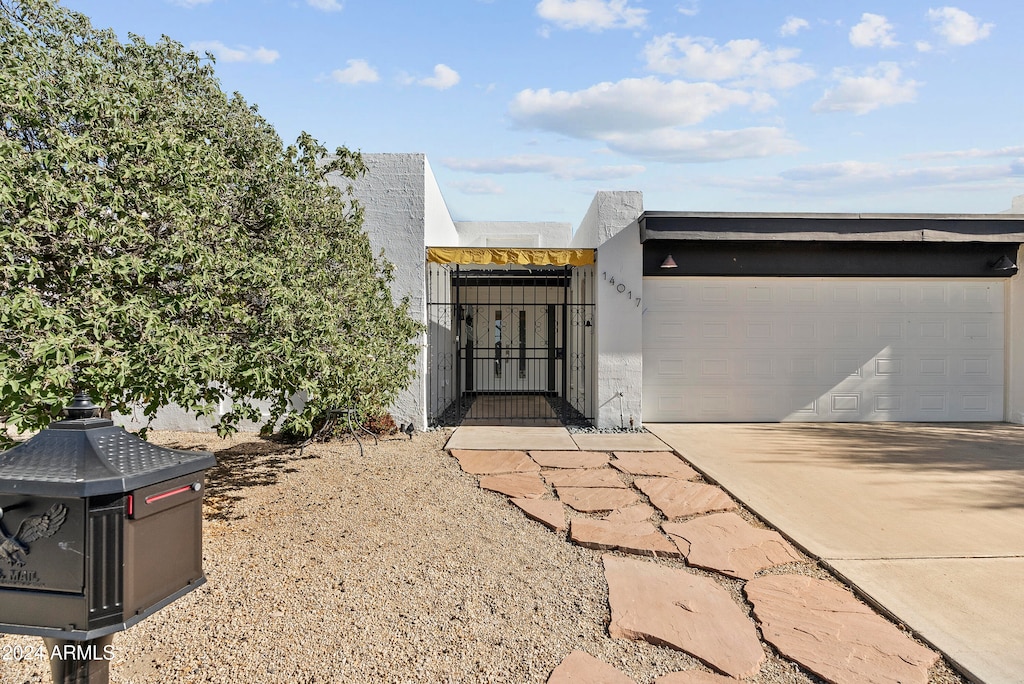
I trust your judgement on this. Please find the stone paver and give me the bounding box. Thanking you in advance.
[610,452,699,480]
[604,555,765,679]
[479,472,547,499]
[529,450,610,469]
[547,650,636,684]
[571,432,668,452]
[662,512,803,580]
[510,498,566,532]
[655,671,736,684]
[556,486,640,513]
[603,503,656,524]
[450,426,958,684]
[542,468,627,489]
[450,449,540,475]
[570,519,681,558]
[745,575,938,684]
[635,477,737,519]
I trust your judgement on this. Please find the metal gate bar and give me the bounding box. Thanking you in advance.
[427,261,593,426]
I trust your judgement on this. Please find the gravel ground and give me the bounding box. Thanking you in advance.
[2,429,968,684]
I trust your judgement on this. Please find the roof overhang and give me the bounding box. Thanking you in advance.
[639,212,1024,243]
[427,247,594,266]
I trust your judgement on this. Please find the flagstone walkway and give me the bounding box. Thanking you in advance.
[445,429,944,683]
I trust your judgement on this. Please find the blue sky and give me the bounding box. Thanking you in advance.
[63,0,1024,225]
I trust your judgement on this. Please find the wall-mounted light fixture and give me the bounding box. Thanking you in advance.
[989,255,1018,272]
[660,255,678,269]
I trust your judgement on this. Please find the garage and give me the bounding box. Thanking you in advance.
[638,213,1024,423]
[643,277,1004,421]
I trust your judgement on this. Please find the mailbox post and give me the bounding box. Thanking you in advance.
[0,393,216,683]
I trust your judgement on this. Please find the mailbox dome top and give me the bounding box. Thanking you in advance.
[0,418,216,497]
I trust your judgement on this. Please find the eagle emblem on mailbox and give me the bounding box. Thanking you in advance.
[0,503,68,566]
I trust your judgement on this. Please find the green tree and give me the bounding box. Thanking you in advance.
[0,0,421,441]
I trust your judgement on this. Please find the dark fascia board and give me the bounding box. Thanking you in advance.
[639,211,1024,243]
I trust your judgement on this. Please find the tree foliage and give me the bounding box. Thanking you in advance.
[0,0,421,441]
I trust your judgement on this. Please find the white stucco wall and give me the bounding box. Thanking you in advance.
[330,152,430,430]
[454,221,573,248]
[576,192,645,428]
[1001,194,1024,214]
[571,191,643,249]
[424,158,460,246]
[113,391,306,433]
[114,402,222,432]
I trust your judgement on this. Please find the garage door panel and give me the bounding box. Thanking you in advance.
[644,316,1004,353]
[644,313,1004,350]
[642,278,1005,422]
[645,349,844,387]
[645,347,1004,390]
[645,280,1004,315]
[644,385,1005,422]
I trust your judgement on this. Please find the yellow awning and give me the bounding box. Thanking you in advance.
[427,247,594,266]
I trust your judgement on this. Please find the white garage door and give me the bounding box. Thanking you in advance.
[642,278,1005,422]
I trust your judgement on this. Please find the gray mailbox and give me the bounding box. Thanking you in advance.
[0,395,215,646]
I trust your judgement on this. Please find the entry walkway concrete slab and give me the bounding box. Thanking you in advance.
[571,432,668,451]
[647,422,1024,684]
[445,426,577,451]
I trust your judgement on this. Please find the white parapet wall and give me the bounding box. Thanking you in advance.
[572,191,645,429]
[113,392,307,433]
[334,153,451,431]
[454,221,573,248]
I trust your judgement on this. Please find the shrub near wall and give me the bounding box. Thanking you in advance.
[0,0,421,442]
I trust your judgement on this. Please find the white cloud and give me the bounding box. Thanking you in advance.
[190,41,279,64]
[927,7,993,46]
[444,154,573,174]
[560,164,646,180]
[677,1,699,17]
[308,0,343,11]
[707,159,1023,198]
[536,0,647,31]
[781,160,889,181]
[442,154,645,180]
[419,64,460,90]
[507,76,806,164]
[170,0,213,7]
[779,16,809,37]
[450,179,505,195]
[849,13,899,48]
[779,160,1017,188]
[510,77,774,138]
[601,127,802,162]
[904,146,1024,161]
[643,34,815,90]
[813,63,919,115]
[330,59,379,85]
[915,40,933,52]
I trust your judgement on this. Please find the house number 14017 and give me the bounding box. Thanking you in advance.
[602,272,641,307]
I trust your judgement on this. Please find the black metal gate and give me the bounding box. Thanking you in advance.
[427,262,594,426]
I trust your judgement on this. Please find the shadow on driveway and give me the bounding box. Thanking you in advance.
[731,422,1024,511]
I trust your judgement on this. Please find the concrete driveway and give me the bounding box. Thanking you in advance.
[646,423,1024,684]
